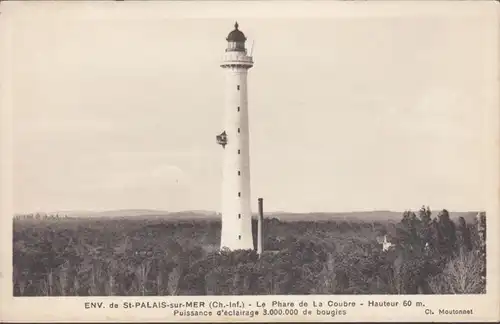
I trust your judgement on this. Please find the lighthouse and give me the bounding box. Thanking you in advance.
[216,22,254,250]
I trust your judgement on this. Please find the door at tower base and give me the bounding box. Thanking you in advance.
[220,229,255,251]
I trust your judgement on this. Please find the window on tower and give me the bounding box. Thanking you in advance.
[238,214,241,219]
[238,149,240,154]
[238,235,241,240]
[238,171,241,176]
[237,85,240,90]
[237,128,240,133]
[238,192,241,197]
[237,106,240,112]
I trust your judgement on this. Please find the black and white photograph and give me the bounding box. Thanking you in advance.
[1,0,499,322]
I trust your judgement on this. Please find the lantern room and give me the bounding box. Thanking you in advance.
[225,22,247,52]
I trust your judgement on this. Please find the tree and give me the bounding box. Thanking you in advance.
[436,209,457,257]
[456,217,472,253]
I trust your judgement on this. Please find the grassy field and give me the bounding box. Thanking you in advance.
[12,210,486,296]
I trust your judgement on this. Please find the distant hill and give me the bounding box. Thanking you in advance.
[63,209,169,218]
[266,211,401,222]
[14,209,169,218]
[14,209,481,223]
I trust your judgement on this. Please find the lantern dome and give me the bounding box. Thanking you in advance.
[226,22,247,42]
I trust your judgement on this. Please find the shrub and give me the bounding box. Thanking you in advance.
[428,251,485,294]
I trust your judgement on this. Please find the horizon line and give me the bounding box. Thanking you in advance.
[12,207,484,216]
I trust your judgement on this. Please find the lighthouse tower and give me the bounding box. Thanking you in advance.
[216,22,254,250]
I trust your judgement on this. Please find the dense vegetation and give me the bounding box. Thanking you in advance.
[13,207,486,296]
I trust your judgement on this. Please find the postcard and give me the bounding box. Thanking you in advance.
[0,0,498,322]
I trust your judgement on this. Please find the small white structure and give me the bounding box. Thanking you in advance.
[376,235,395,252]
[217,22,255,250]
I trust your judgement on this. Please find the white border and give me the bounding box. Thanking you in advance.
[1,1,499,322]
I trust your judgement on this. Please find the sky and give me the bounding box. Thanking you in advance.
[3,1,498,214]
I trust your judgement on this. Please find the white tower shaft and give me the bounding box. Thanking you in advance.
[218,23,254,250]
